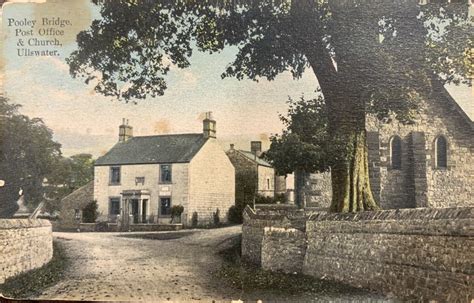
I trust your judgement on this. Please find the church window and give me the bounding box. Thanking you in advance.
[435,136,447,168]
[390,136,402,169]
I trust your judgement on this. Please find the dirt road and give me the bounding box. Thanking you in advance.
[37,226,388,302]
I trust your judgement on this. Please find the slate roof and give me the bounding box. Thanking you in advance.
[238,150,273,167]
[95,134,208,166]
[60,181,94,207]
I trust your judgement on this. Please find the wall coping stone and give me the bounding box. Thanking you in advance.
[0,218,51,230]
[306,207,473,222]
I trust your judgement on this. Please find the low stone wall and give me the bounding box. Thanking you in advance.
[129,223,183,232]
[77,222,183,232]
[261,227,306,274]
[0,219,53,284]
[243,206,473,302]
[242,205,305,265]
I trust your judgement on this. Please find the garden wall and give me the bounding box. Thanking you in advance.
[0,219,53,284]
[242,206,473,302]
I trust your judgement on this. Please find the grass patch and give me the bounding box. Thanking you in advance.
[0,240,70,299]
[216,235,370,297]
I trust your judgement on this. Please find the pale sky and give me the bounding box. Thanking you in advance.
[2,0,472,157]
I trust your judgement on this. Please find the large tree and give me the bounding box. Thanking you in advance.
[0,97,62,217]
[263,93,330,207]
[68,0,472,212]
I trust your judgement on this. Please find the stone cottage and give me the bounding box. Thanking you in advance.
[93,113,235,227]
[300,81,474,209]
[226,141,286,202]
[58,181,93,230]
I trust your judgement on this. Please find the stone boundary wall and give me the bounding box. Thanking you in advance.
[261,227,306,274]
[0,219,53,284]
[242,205,305,265]
[243,206,473,302]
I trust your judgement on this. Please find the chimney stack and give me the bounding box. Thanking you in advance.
[230,144,235,150]
[203,111,216,139]
[251,141,262,157]
[119,118,133,142]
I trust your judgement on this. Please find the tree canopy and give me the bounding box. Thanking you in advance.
[0,97,62,217]
[0,97,95,217]
[263,93,330,176]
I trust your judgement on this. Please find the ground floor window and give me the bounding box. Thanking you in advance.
[109,197,121,215]
[160,197,171,216]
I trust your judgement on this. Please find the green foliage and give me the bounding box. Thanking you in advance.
[44,153,95,213]
[68,1,471,111]
[0,96,62,218]
[213,208,220,226]
[254,194,286,205]
[0,241,70,298]
[234,168,258,210]
[264,93,330,176]
[171,205,184,223]
[170,205,184,218]
[274,193,287,203]
[191,211,198,228]
[227,205,243,224]
[82,200,99,223]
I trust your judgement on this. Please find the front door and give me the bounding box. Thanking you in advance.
[121,198,130,231]
[131,199,139,223]
[142,199,148,223]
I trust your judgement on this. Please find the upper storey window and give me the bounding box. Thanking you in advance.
[110,166,121,185]
[160,164,172,183]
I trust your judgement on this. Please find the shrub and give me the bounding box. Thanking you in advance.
[213,208,220,226]
[171,205,184,223]
[228,205,243,224]
[82,200,98,223]
[255,194,275,205]
[275,193,287,203]
[191,211,198,227]
[255,193,287,205]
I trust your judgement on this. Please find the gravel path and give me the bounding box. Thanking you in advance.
[37,226,389,302]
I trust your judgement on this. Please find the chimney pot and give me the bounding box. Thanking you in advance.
[203,111,216,139]
[251,141,262,157]
[119,119,133,142]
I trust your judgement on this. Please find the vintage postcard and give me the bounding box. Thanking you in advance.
[0,0,472,302]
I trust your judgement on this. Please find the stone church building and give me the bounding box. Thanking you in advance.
[301,81,473,209]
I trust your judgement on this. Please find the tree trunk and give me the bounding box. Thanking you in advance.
[294,169,307,209]
[293,0,380,212]
[325,73,380,212]
[329,130,379,212]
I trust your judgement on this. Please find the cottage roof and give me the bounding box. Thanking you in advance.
[95,133,208,166]
[237,150,273,167]
[60,181,94,207]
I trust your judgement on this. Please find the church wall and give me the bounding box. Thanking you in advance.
[367,90,474,208]
[301,90,473,210]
